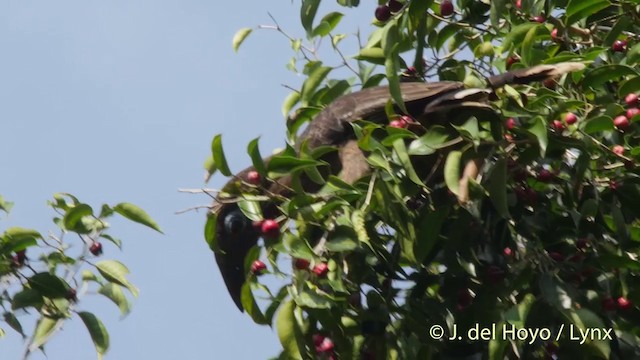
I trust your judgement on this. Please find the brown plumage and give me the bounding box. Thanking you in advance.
[210,62,585,311]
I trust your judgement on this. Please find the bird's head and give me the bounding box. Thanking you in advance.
[208,165,286,311]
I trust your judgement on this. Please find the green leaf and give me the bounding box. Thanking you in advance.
[211,134,232,177]
[28,273,71,299]
[392,138,424,186]
[618,76,640,99]
[326,226,359,252]
[95,260,139,297]
[204,155,216,183]
[28,316,62,352]
[489,0,506,29]
[583,65,639,88]
[281,91,300,118]
[521,25,539,66]
[312,12,343,37]
[501,22,537,53]
[232,28,252,52]
[0,195,14,213]
[504,293,535,328]
[204,213,218,252]
[246,137,267,176]
[527,116,548,157]
[444,151,462,196]
[237,198,263,222]
[98,283,131,317]
[415,208,448,262]
[564,309,610,358]
[267,155,323,176]
[487,158,510,218]
[4,227,43,242]
[276,299,304,360]
[63,203,93,232]
[241,282,269,325]
[113,203,162,233]
[78,311,110,358]
[566,0,610,25]
[3,312,24,337]
[354,47,386,65]
[301,65,332,104]
[300,0,321,37]
[408,126,450,155]
[11,289,44,310]
[582,115,613,134]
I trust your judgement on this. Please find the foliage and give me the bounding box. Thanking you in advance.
[0,194,161,359]
[210,0,640,358]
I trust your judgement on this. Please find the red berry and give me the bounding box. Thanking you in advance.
[576,238,588,250]
[610,179,620,190]
[375,5,391,22]
[12,249,27,267]
[316,337,335,353]
[456,288,473,310]
[246,170,261,185]
[548,251,565,262]
[294,258,310,270]
[503,247,513,257]
[506,55,520,69]
[565,112,577,125]
[543,78,556,89]
[614,115,630,130]
[252,219,264,231]
[486,265,506,284]
[532,15,545,23]
[612,40,627,52]
[261,219,280,238]
[67,288,78,302]
[626,108,640,119]
[388,0,403,12]
[537,169,553,182]
[250,260,267,275]
[312,334,325,347]
[89,242,103,256]
[552,120,564,131]
[505,117,516,130]
[312,262,329,277]
[612,145,625,156]
[515,0,522,9]
[389,119,407,128]
[551,28,559,40]
[617,296,633,311]
[602,297,616,312]
[625,93,639,107]
[440,0,454,16]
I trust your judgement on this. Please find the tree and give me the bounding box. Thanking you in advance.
[0,194,161,359]
[208,0,640,358]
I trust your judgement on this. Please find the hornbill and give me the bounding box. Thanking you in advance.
[209,62,585,311]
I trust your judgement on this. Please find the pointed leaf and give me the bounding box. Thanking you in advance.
[444,151,462,195]
[98,283,131,317]
[276,299,304,360]
[95,260,139,297]
[113,203,162,233]
[211,134,232,177]
[232,28,253,52]
[78,311,110,357]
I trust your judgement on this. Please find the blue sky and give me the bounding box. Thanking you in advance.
[0,1,374,359]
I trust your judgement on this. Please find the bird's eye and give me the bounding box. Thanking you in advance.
[224,210,247,235]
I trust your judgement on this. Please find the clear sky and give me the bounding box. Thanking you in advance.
[0,1,373,359]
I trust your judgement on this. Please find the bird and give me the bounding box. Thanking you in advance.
[208,62,585,311]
